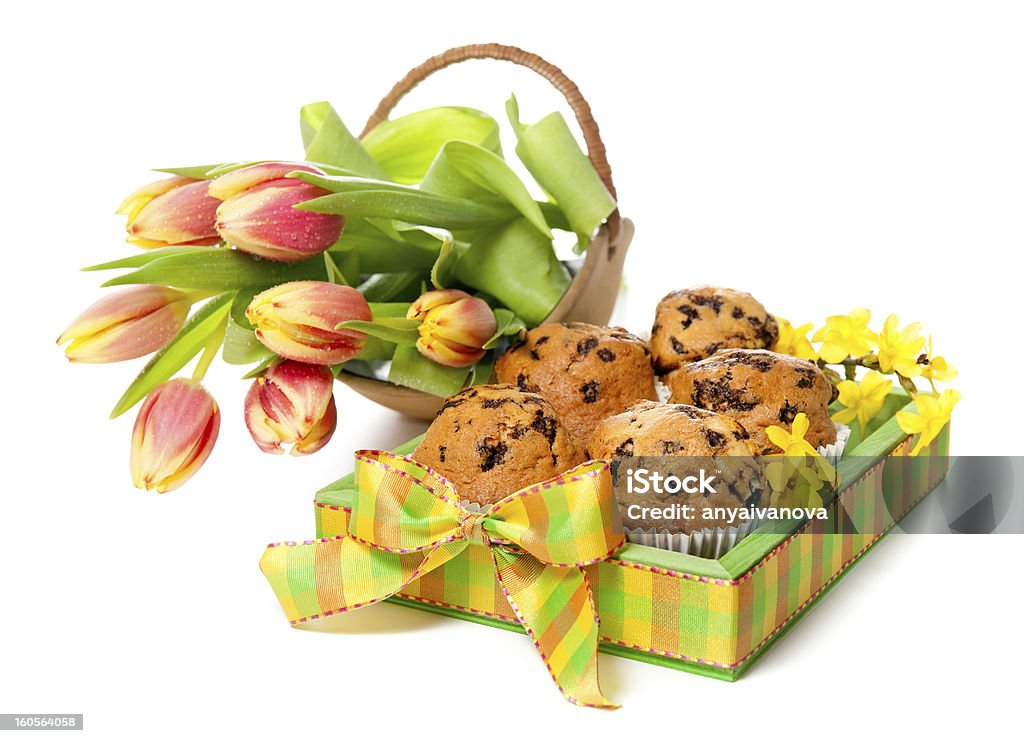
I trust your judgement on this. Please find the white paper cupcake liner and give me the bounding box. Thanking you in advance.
[623,421,851,559]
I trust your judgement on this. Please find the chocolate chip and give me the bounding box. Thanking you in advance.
[676,304,700,329]
[535,335,550,346]
[660,440,684,454]
[691,377,757,412]
[580,380,600,403]
[705,429,728,448]
[597,348,616,362]
[779,402,799,424]
[795,368,817,389]
[688,292,724,313]
[438,446,446,463]
[577,337,599,357]
[516,373,537,393]
[482,397,512,409]
[671,338,687,355]
[732,307,746,319]
[530,410,558,448]
[614,438,634,456]
[530,349,540,360]
[476,441,508,471]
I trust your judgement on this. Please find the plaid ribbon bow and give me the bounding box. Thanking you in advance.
[260,449,624,709]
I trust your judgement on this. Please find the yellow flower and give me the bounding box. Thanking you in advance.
[877,314,925,377]
[773,317,817,361]
[764,457,828,510]
[765,413,838,484]
[920,335,958,390]
[896,389,961,455]
[812,308,877,364]
[832,370,893,432]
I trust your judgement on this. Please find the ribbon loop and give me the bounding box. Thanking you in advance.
[260,451,624,709]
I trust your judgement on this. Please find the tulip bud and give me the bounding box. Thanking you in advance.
[57,285,190,363]
[209,162,344,261]
[117,176,221,249]
[130,379,220,493]
[244,361,337,455]
[246,281,371,365]
[407,289,497,367]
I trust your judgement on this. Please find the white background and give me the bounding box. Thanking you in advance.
[3,1,1022,740]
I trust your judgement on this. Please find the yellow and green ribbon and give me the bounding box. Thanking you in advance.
[260,449,624,709]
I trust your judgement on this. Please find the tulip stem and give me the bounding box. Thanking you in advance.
[192,315,228,383]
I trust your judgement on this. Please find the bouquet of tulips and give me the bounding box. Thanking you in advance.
[58,98,616,492]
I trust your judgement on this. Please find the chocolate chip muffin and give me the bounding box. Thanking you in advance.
[665,349,836,455]
[587,401,763,533]
[413,384,585,507]
[650,286,779,374]
[494,322,658,442]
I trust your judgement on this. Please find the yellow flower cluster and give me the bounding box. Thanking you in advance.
[772,309,959,456]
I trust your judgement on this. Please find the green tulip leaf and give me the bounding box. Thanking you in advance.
[454,218,570,326]
[483,308,527,350]
[242,354,281,380]
[358,271,427,302]
[298,188,513,230]
[469,351,496,386]
[110,293,234,418]
[336,318,420,346]
[332,219,440,273]
[430,237,458,290]
[83,246,218,272]
[352,337,397,361]
[367,302,415,318]
[101,248,328,290]
[153,163,233,179]
[387,344,470,397]
[222,290,266,365]
[506,94,616,249]
[299,101,388,179]
[362,107,501,185]
[420,141,551,238]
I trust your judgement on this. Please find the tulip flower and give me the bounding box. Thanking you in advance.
[130,379,220,493]
[117,176,221,249]
[209,162,344,261]
[244,361,337,455]
[57,285,190,363]
[246,281,371,365]
[407,289,497,367]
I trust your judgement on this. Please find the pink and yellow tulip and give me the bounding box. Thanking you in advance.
[117,176,221,249]
[407,289,497,367]
[57,285,190,363]
[130,379,220,493]
[244,361,337,455]
[210,162,343,261]
[246,281,371,365]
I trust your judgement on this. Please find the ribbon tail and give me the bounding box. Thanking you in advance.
[491,547,617,709]
[260,537,467,624]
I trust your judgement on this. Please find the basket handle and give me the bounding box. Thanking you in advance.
[361,43,621,241]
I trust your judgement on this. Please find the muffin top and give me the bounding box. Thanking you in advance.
[495,322,658,442]
[650,286,779,373]
[587,400,758,460]
[413,384,585,507]
[587,401,763,533]
[665,349,836,454]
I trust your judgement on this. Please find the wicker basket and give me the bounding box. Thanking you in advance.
[337,44,634,420]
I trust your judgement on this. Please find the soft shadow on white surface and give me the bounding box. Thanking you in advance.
[295,601,447,635]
